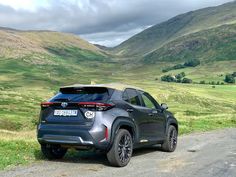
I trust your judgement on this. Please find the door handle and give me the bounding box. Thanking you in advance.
[126,108,134,113]
[148,113,154,116]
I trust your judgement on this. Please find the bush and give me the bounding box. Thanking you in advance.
[161,75,176,82]
[232,72,236,77]
[211,81,216,85]
[162,59,200,73]
[172,64,185,70]
[175,72,186,80]
[184,59,200,67]
[182,78,193,83]
[199,80,205,84]
[162,69,169,73]
[224,74,235,83]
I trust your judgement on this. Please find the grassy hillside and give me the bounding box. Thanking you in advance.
[0,28,119,130]
[144,23,236,63]
[112,1,236,57]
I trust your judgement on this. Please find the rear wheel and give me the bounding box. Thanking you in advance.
[161,125,177,152]
[107,129,133,167]
[41,144,67,160]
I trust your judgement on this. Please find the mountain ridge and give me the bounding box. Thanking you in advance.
[111,1,236,58]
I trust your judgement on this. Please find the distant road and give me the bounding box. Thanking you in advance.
[1,128,236,177]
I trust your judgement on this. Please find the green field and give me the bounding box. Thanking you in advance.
[1,78,236,170]
[0,47,236,170]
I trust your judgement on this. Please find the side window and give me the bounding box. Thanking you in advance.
[122,90,129,102]
[141,92,157,109]
[124,89,141,106]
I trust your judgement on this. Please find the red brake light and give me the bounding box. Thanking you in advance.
[78,102,114,111]
[105,127,109,140]
[41,102,54,108]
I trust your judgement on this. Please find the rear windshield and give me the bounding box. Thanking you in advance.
[50,87,113,102]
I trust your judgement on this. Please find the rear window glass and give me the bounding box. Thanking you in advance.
[50,87,112,102]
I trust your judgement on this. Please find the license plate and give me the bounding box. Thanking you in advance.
[54,110,78,116]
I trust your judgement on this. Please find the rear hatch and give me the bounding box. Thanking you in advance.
[40,87,114,125]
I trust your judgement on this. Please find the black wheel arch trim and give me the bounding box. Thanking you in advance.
[166,117,178,134]
[108,117,137,150]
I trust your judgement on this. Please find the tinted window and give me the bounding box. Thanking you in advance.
[122,90,129,102]
[50,87,111,102]
[141,93,156,109]
[125,89,141,106]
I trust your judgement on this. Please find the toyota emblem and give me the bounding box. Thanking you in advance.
[61,102,68,108]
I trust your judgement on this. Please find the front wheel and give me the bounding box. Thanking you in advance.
[107,129,133,167]
[41,144,67,160]
[161,125,178,152]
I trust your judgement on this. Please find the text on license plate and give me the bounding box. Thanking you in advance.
[54,110,78,116]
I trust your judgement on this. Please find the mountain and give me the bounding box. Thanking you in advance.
[144,23,236,63]
[112,1,236,61]
[0,27,105,62]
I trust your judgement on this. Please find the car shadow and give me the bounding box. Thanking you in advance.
[34,145,163,166]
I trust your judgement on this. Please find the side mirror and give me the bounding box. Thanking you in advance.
[161,103,168,110]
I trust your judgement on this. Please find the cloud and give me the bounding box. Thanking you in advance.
[0,0,233,46]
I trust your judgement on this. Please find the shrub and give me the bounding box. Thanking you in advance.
[161,75,176,82]
[211,81,216,85]
[232,72,236,77]
[162,59,200,73]
[182,78,192,83]
[199,80,205,84]
[225,74,235,83]
[184,59,200,67]
[162,69,169,73]
[172,64,185,70]
[175,72,185,80]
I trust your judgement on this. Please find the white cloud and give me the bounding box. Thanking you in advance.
[0,0,234,46]
[0,0,49,11]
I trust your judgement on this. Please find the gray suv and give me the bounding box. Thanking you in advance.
[37,83,178,167]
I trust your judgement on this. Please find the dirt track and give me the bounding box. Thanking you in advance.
[1,128,236,177]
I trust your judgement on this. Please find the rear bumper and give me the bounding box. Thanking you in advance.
[37,123,109,150]
[38,135,94,145]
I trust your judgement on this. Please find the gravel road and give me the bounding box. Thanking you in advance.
[1,128,235,177]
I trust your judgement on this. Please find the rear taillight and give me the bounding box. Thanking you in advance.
[40,102,54,108]
[105,127,109,140]
[78,102,114,111]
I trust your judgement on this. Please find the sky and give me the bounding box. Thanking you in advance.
[0,0,233,47]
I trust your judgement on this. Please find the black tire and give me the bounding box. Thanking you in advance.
[41,144,67,160]
[161,125,178,152]
[107,129,133,167]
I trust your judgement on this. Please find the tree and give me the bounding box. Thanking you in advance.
[161,75,176,82]
[224,74,235,83]
[232,72,236,77]
[182,78,192,83]
[199,80,205,84]
[173,64,185,70]
[184,59,200,67]
[175,72,186,80]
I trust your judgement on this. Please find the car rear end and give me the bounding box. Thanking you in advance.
[37,86,115,150]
